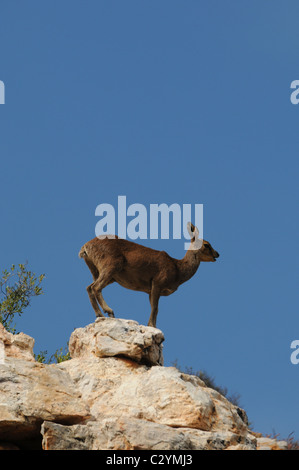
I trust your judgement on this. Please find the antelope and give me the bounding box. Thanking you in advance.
[79,223,219,328]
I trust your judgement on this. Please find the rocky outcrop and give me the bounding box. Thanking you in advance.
[0,325,90,449]
[0,317,287,450]
[68,317,164,366]
[0,323,35,362]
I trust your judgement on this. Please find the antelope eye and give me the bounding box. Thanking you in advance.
[204,243,210,248]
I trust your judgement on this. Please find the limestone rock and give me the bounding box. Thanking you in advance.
[256,437,288,451]
[0,358,90,443]
[41,418,257,451]
[0,323,35,362]
[41,418,195,450]
[60,356,247,433]
[68,317,164,366]
[0,318,287,450]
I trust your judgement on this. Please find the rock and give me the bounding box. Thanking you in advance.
[41,418,258,451]
[68,317,164,366]
[0,323,35,362]
[59,355,248,433]
[256,437,288,451]
[226,444,255,451]
[41,418,196,450]
[0,318,287,450]
[41,422,91,450]
[0,358,90,443]
[182,429,256,450]
[0,442,20,450]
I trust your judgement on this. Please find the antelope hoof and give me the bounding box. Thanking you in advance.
[107,311,115,318]
[95,311,105,318]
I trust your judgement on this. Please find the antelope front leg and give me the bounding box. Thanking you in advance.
[148,284,160,328]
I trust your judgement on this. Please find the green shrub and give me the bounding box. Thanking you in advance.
[0,263,45,333]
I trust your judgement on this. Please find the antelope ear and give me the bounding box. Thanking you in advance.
[187,222,199,240]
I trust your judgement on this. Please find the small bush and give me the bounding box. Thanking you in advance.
[0,263,45,333]
[35,346,70,364]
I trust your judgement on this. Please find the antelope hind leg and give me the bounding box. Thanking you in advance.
[96,291,115,318]
[92,275,115,318]
[86,283,105,318]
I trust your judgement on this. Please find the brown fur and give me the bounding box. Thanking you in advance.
[79,223,219,327]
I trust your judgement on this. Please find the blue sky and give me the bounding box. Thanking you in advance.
[0,1,298,440]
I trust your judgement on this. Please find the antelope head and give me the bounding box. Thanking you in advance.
[187,222,220,262]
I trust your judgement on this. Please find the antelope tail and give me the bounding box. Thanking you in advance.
[79,246,87,259]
